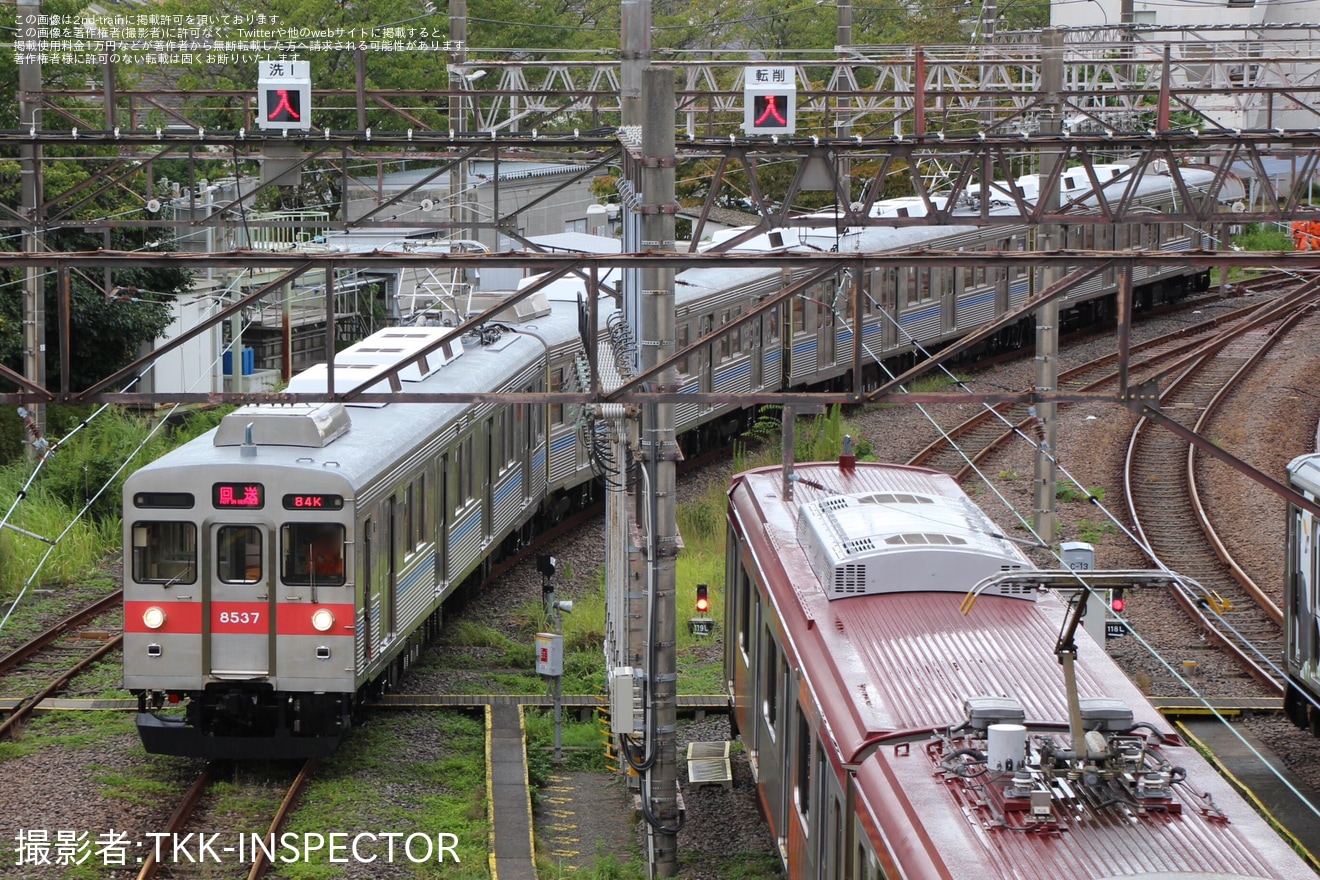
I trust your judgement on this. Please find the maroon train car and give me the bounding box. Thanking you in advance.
[725,459,1310,879]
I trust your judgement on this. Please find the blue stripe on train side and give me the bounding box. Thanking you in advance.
[453,508,482,541]
[494,474,522,505]
[396,555,435,597]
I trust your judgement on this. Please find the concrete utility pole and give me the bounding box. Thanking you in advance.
[1032,28,1064,544]
[18,0,45,457]
[640,67,680,880]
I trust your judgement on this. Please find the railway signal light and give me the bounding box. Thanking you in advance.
[257,60,312,131]
[1111,587,1126,614]
[743,65,797,135]
[696,584,710,614]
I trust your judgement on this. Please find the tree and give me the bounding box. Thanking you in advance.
[0,0,190,395]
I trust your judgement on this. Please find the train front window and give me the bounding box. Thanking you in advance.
[131,522,197,585]
[282,523,347,586]
[217,525,263,584]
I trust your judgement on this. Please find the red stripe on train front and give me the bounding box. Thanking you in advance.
[125,601,356,636]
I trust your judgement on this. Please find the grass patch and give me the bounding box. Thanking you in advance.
[0,406,229,602]
[1056,484,1105,504]
[279,710,490,878]
[1074,519,1118,544]
[0,710,137,760]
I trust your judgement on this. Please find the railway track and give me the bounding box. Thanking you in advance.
[907,293,1290,479]
[134,758,319,880]
[0,590,123,741]
[1123,296,1320,699]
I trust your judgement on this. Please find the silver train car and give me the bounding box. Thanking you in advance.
[125,162,1236,757]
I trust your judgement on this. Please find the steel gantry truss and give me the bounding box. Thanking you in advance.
[10,26,1320,409]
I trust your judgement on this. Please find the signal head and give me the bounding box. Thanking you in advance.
[696,584,710,614]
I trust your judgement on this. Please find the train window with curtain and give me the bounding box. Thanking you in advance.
[217,525,263,584]
[794,705,811,827]
[768,307,780,341]
[131,522,197,585]
[677,324,690,374]
[281,523,346,586]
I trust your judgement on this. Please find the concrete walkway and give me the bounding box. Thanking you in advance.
[487,703,537,879]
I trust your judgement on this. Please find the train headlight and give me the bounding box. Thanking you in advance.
[143,606,167,630]
[311,608,336,632]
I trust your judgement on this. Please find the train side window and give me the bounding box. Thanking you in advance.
[732,307,743,355]
[282,523,346,586]
[417,474,427,543]
[131,522,197,585]
[677,324,690,374]
[763,630,781,739]
[718,310,731,362]
[793,298,805,332]
[404,483,416,553]
[453,442,465,515]
[767,308,780,342]
[217,525,263,584]
[551,368,565,425]
[738,569,754,664]
[794,705,811,827]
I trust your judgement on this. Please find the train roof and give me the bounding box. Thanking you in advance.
[729,460,1309,879]
[1289,452,1320,494]
[130,323,565,489]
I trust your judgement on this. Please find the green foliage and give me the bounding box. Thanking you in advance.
[1075,518,1118,544]
[734,405,875,473]
[1056,484,1105,504]
[281,710,490,878]
[1232,223,1293,252]
[0,406,228,598]
[998,470,1021,481]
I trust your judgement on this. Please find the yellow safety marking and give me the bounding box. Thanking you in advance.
[517,705,537,868]
[549,824,579,832]
[484,706,497,880]
[549,809,573,818]
[547,796,572,804]
[1176,722,1320,871]
[550,849,581,857]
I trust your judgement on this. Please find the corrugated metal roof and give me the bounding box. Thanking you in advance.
[734,460,1311,880]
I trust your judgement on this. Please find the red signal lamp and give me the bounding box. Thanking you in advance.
[1111,588,1126,614]
[696,584,710,615]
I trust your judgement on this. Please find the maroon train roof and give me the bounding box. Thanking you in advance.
[730,460,1310,880]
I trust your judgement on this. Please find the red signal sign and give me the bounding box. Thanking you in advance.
[744,65,797,135]
[752,95,790,129]
[266,89,302,123]
[257,60,312,131]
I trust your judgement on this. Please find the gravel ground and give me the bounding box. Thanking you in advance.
[3,285,1320,878]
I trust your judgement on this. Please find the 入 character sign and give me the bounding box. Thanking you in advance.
[257,60,312,131]
[744,66,797,135]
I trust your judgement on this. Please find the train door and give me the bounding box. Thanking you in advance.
[386,497,398,639]
[361,516,374,660]
[879,268,898,350]
[208,522,272,676]
[436,454,449,582]
[816,290,835,370]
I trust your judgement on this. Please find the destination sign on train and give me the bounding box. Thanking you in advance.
[212,483,264,509]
